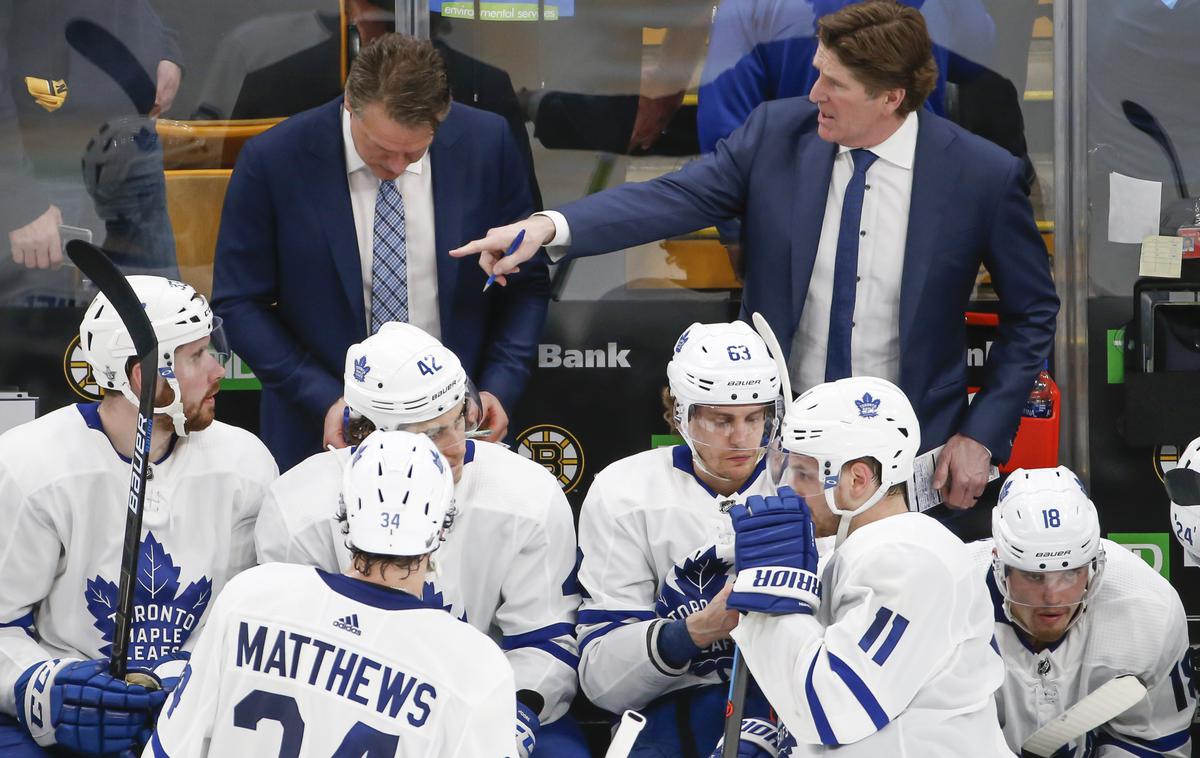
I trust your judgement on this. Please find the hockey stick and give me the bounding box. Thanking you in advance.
[604,710,647,758]
[1020,675,1148,757]
[717,313,792,758]
[64,19,157,115]
[66,240,158,681]
[721,648,751,758]
[1122,100,1189,200]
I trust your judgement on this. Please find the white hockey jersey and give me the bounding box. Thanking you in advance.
[968,538,1196,757]
[0,403,277,716]
[146,563,516,758]
[575,445,777,713]
[255,440,580,722]
[732,512,1012,757]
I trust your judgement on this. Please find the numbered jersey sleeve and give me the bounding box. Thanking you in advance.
[732,537,997,748]
[1092,555,1195,758]
[494,480,580,723]
[575,481,681,713]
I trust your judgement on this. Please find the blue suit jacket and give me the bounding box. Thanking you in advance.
[212,98,548,471]
[556,99,1058,461]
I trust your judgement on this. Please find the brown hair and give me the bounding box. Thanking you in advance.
[817,0,938,116]
[344,33,450,130]
[851,455,909,504]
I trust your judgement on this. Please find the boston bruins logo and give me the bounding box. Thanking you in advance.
[63,334,103,401]
[515,424,585,493]
[1154,444,1181,483]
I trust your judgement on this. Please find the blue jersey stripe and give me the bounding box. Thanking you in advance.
[871,613,909,666]
[512,640,580,670]
[1098,726,1192,753]
[501,623,576,649]
[577,609,655,624]
[857,607,891,653]
[148,732,172,757]
[828,652,890,731]
[805,655,839,746]
[579,621,627,653]
[0,612,34,629]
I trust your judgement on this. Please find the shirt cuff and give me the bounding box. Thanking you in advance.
[533,210,571,260]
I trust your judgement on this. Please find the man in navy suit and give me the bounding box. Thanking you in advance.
[213,33,547,473]
[454,1,1057,513]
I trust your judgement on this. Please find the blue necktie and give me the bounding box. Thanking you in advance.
[825,148,878,382]
[371,179,409,334]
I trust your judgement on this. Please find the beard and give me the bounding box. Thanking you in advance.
[153,380,219,434]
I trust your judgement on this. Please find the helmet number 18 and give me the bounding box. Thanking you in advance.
[1041,509,1061,528]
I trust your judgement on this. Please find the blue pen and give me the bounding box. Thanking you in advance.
[482,229,525,292]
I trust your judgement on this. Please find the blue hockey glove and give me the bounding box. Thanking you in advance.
[516,701,540,758]
[727,487,822,615]
[654,544,735,676]
[709,718,783,758]
[14,658,167,755]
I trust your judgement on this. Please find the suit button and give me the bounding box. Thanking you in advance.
[865,184,871,190]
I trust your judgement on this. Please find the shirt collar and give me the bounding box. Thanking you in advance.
[340,106,426,179]
[837,109,918,170]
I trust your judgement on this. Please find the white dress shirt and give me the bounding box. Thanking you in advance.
[341,108,441,338]
[790,110,918,394]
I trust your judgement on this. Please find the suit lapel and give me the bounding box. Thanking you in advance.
[899,111,959,353]
[789,135,837,330]
[430,104,466,327]
[307,99,366,331]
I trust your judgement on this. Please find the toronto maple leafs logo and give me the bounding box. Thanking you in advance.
[674,329,690,354]
[353,355,371,383]
[855,392,881,418]
[422,580,467,623]
[85,532,212,661]
[999,478,1014,502]
[655,545,735,679]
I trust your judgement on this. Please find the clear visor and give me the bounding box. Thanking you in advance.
[397,379,482,457]
[1001,564,1092,610]
[685,401,779,456]
[206,317,230,365]
[767,445,834,498]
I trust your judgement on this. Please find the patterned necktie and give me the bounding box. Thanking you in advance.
[825,148,878,382]
[370,179,409,334]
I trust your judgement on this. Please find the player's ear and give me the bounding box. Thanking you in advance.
[127,360,143,395]
[846,459,876,495]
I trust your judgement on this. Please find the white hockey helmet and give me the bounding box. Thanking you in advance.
[343,322,478,436]
[991,467,1105,636]
[771,376,920,545]
[341,430,456,556]
[79,276,224,436]
[1167,437,1200,563]
[666,321,782,475]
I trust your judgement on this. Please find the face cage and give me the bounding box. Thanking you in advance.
[992,550,1107,636]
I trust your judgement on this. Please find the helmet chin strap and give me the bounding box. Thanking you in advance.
[826,480,889,548]
[120,371,189,437]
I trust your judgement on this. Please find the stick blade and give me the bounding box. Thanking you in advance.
[66,240,156,360]
[1021,676,1147,757]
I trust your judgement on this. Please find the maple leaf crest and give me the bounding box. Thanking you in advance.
[422,579,467,623]
[85,531,213,660]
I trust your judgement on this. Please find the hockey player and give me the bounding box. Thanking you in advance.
[976,466,1195,757]
[575,321,782,756]
[146,430,517,756]
[1168,436,1200,572]
[721,376,1011,756]
[0,276,278,757]
[254,322,584,757]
